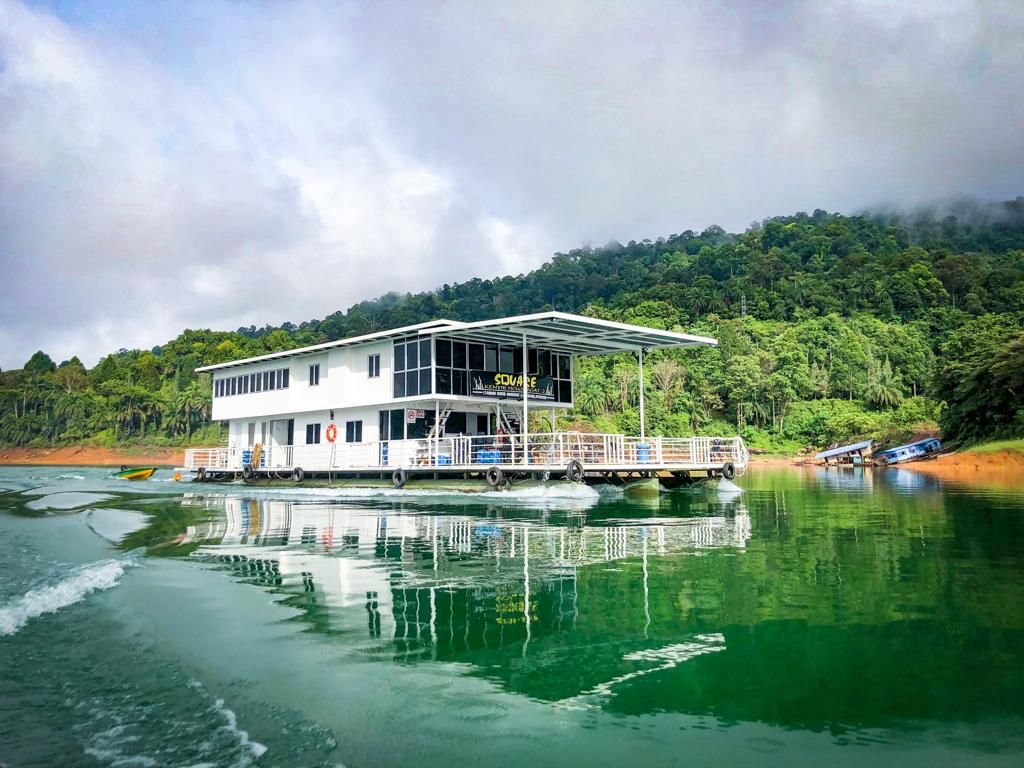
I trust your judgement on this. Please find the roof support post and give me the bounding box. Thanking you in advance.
[522,331,529,466]
[638,347,646,440]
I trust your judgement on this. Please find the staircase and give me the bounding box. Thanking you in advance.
[427,405,453,440]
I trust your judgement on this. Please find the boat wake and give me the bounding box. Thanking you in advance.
[0,557,137,636]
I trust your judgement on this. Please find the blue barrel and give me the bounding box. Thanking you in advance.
[637,444,651,464]
[438,454,452,465]
[381,443,389,465]
[242,450,253,466]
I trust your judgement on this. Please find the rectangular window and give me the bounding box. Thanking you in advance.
[406,342,418,369]
[230,378,237,396]
[453,369,467,396]
[263,371,270,390]
[282,369,289,388]
[305,423,321,444]
[452,342,467,369]
[394,343,406,372]
[392,337,432,397]
[419,339,431,366]
[436,368,451,394]
[469,344,484,370]
[242,375,249,394]
[309,363,320,386]
[345,420,362,443]
[393,371,406,397]
[499,348,514,374]
[368,354,380,378]
[255,374,262,392]
[268,372,276,391]
[407,369,420,397]
[436,339,451,367]
[484,344,498,372]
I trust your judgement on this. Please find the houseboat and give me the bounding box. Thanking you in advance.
[181,311,749,489]
[814,439,874,466]
[874,437,942,465]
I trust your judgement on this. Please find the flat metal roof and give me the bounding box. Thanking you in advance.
[814,439,873,460]
[196,311,716,372]
[428,312,717,356]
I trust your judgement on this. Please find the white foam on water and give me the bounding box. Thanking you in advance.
[717,478,744,496]
[198,480,600,507]
[57,473,86,481]
[213,697,268,763]
[0,558,136,636]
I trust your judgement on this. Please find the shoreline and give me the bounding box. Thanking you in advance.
[0,446,185,467]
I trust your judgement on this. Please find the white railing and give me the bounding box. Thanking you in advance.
[184,433,748,474]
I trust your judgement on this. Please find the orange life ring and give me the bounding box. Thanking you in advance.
[325,423,338,443]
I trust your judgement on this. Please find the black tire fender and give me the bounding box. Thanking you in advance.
[196,467,206,482]
[722,462,736,480]
[291,467,304,483]
[392,468,408,489]
[485,465,504,488]
[242,465,254,480]
[566,459,584,483]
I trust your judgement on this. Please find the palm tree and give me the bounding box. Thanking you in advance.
[865,356,904,408]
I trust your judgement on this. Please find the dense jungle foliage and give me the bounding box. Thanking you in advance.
[2,198,1022,452]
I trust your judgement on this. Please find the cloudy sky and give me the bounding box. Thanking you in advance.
[1,0,1022,368]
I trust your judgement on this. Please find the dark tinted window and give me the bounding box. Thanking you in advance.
[436,339,451,367]
[469,344,484,369]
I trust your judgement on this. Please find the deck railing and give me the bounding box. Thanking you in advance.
[184,432,748,475]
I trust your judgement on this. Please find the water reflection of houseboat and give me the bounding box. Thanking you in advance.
[181,497,751,645]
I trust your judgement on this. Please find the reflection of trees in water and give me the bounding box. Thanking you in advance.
[162,490,1024,730]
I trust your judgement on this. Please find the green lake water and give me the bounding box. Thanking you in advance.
[1,466,1022,767]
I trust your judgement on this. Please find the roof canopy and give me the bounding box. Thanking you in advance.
[197,311,716,372]
[428,312,716,356]
[814,439,873,460]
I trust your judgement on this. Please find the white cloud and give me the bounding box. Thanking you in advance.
[0,0,1021,368]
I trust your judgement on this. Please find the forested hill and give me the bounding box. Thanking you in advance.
[3,198,1023,451]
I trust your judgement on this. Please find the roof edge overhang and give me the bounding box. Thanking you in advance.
[196,311,716,372]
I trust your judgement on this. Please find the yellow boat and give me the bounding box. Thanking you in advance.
[114,466,157,481]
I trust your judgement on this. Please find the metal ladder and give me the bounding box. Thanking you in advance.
[427,404,453,440]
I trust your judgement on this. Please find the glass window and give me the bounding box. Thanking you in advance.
[499,348,514,373]
[406,342,418,369]
[230,378,237,396]
[436,339,452,367]
[390,409,404,440]
[309,364,320,386]
[407,370,419,397]
[282,368,289,388]
[419,368,432,395]
[305,423,321,444]
[368,354,380,378]
[513,348,523,373]
[393,372,406,398]
[484,344,498,372]
[263,371,270,390]
[394,343,406,372]
[345,420,362,443]
[242,376,249,394]
[538,350,551,376]
[452,342,467,369]
[528,349,538,375]
[453,369,467,396]
[436,369,451,394]
[419,339,431,366]
[558,354,571,379]
[469,344,484,370]
[559,380,572,403]
[268,372,276,391]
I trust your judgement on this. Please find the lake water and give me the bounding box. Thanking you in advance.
[1,466,1022,767]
